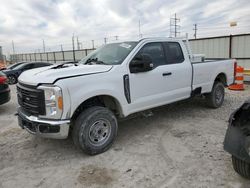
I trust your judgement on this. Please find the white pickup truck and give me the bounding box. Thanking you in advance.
[17,38,236,155]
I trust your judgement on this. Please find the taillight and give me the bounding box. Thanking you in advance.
[0,76,7,84]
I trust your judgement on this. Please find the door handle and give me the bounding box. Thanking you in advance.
[162,72,172,76]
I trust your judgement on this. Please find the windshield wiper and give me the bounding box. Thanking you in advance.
[85,58,97,64]
[85,58,107,65]
[51,61,79,69]
[95,61,106,65]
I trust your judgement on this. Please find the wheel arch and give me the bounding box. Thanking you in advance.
[214,72,227,86]
[71,95,124,122]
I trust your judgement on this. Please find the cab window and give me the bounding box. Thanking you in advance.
[163,42,184,64]
[135,42,166,68]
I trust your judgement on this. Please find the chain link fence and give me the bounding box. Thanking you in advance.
[10,48,96,63]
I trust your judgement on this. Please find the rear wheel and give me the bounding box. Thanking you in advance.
[7,75,17,85]
[232,155,250,179]
[206,81,225,108]
[72,106,118,155]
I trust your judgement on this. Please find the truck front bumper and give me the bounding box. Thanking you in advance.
[17,108,70,139]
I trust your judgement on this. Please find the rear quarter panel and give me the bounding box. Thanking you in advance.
[192,60,234,93]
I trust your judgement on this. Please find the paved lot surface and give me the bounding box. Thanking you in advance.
[0,85,250,188]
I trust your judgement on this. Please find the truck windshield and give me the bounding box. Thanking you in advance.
[79,42,138,65]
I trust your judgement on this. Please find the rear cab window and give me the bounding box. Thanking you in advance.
[163,42,184,64]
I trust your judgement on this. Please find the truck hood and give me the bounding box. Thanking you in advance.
[18,64,113,86]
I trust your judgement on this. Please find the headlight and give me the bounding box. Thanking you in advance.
[38,85,63,119]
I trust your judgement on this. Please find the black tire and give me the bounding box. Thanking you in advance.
[72,106,118,155]
[7,75,17,85]
[206,81,225,108]
[232,155,250,179]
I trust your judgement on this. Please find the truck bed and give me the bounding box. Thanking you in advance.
[192,59,235,94]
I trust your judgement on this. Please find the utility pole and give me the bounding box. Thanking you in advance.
[138,20,142,38]
[104,37,107,44]
[12,40,15,55]
[72,34,76,61]
[193,24,197,39]
[92,40,95,49]
[60,44,63,51]
[42,39,45,52]
[77,37,80,50]
[170,13,180,37]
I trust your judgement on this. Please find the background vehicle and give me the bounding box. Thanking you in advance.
[3,62,52,84]
[6,62,26,70]
[224,99,250,179]
[0,71,10,105]
[17,38,235,155]
[0,64,6,71]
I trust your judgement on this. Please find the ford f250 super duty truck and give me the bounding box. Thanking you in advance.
[17,37,236,155]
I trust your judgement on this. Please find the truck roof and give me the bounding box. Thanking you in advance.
[139,37,184,43]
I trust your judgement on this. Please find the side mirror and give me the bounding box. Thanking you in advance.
[130,54,154,73]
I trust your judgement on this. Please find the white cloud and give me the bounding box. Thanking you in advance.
[0,0,249,55]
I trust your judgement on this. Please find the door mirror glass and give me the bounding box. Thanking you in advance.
[130,54,154,73]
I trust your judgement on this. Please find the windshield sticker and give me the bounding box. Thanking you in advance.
[119,43,132,49]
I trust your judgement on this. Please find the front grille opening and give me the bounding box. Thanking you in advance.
[17,83,45,115]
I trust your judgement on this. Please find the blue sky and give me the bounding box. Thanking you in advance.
[0,0,250,55]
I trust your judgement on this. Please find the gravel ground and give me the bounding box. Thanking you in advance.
[0,85,250,188]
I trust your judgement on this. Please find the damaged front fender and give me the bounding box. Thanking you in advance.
[224,99,250,163]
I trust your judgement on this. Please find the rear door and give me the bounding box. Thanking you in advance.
[161,42,192,98]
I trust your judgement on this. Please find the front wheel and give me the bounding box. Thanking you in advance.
[232,155,250,179]
[72,106,118,155]
[206,81,225,108]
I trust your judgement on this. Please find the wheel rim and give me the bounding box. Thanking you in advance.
[88,119,111,146]
[215,86,224,104]
[8,76,15,84]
